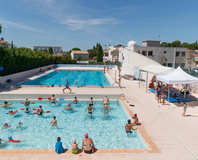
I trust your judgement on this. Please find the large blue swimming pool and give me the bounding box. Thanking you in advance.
[22,70,111,86]
[0,100,146,149]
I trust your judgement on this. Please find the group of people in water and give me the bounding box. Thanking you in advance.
[0,94,139,153]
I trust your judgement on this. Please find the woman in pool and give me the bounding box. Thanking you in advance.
[36,106,44,115]
[50,95,57,104]
[64,104,74,110]
[82,133,95,154]
[87,97,95,106]
[8,109,18,115]
[24,99,30,106]
[70,138,79,154]
[73,97,78,104]
[0,101,13,108]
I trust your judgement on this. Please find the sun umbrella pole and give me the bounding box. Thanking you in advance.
[168,84,170,102]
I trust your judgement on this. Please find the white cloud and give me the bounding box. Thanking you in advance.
[61,18,119,31]
[0,18,45,34]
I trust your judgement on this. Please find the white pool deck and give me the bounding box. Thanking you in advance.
[0,67,198,160]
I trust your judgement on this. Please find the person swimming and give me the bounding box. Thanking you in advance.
[125,119,137,136]
[64,104,74,110]
[0,101,13,108]
[50,116,57,126]
[25,107,31,113]
[85,104,95,117]
[17,122,23,128]
[8,109,18,115]
[101,102,111,115]
[50,95,57,104]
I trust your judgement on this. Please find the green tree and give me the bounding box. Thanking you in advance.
[167,43,172,47]
[77,56,83,60]
[116,44,123,47]
[160,42,168,47]
[172,40,181,47]
[49,47,53,54]
[0,23,2,34]
[88,49,97,59]
[72,47,81,51]
[96,43,103,62]
[181,42,189,48]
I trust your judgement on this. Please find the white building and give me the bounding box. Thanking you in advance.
[33,46,62,54]
[108,40,187,68]
[71,50,89,59]
[0,38,11,49]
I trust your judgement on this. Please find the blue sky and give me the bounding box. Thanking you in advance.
[0,0,198,51]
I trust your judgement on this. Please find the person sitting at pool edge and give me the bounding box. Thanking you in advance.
[63,80,72,94]
[85,104,95,116]
[73,97,78,104]
[64,103,74,110]
[82,133,95,154]
[24,99,30,106]
[8,109,18,115]
[70,138,79,154]
[50,95,57,104]
[8,136,26,143]
[36,106,44,115]
[50,116,57,126]
[125,119,137,135]
[55,137,65,154]
[132,114,139,125]
[0,101,13,108]
[87,97,95,106]
[102,96,109,105]
[101,102,111,115]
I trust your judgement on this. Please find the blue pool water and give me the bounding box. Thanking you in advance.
[0,100,146,149]
[22,70,111,86]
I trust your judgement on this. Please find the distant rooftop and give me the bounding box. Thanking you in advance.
[71,50,89,54]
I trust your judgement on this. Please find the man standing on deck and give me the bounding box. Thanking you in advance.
[63,80,72,94]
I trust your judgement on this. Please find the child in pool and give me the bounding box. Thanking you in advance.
[2,123,11,129]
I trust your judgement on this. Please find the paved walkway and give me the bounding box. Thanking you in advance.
[0,68,198,159]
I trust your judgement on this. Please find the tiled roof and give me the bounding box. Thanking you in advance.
[72,50,89,54]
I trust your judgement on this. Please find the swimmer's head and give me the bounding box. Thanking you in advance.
[52,95,54,97]
[4,123,8,126]
[8,136,12,139]
[9,110,13,113]
[89,104,92,106]
[66,80,68,82]
[4,101,8,104]
[128,119,131,124]
[53,116,56,119]
[26,108,29,111]
[84,133,88,138]
[91,97,93,99]
[68,103,70,106]
[19,122,23,124]
[75,97,77,99]
[39,106,42,108]
[57,137,61,141]
[134,113,137,117]
[72,138,76,143]
[26,99,28,100]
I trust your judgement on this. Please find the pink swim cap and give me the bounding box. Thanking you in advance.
[68,103,70,106]
[84,133,88,138]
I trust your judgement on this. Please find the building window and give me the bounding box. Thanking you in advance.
[176,52,180,56]
[182,52,186,57]
[142,51,147,56]
[164,51,167,54]
[148,51,153,56]
[168,63,172,67]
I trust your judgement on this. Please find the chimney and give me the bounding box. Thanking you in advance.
[1,38,4,41]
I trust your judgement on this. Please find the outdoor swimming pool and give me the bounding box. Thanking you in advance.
[0,100,146,149]
[22,70,111,86]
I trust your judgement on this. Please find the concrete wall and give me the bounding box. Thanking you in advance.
[0,65,54,85]
[55,64,116,68]
[134,46,187,68]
